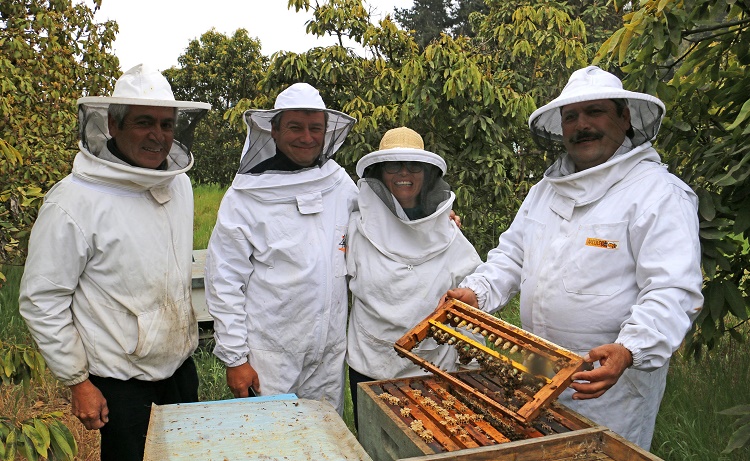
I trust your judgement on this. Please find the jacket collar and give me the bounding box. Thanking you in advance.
[544,142,661,207]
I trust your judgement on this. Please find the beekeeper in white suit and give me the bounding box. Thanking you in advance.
[345,127,482,425]
[447,66,703,450]
[20,64,210,461]
[205,83,357,414]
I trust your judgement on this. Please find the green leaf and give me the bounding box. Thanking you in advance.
[19,431,39,461]
[699,228,726,240]
[726,98,750,130]
[49,421,76,459]
[733,204,750,234]
[722,422,750,454]
[3,428,16,461]
[33,419,51,453]
[718,405,750,416]
[696,188,716,221]
[705,282,724,320]
[723,281,748,320]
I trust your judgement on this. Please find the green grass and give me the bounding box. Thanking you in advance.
[0,265,30,345]
[193,183,225,249]
[651,327,750,461]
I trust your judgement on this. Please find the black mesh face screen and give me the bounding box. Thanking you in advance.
[529,98,664,153]
[78,104,208,169]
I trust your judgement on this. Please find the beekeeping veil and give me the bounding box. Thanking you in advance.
[77,64,210,169]
[237,83,355,174]
[528,66,665,152]
[356,127,449,220]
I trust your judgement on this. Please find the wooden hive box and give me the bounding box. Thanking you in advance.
[355,299,664,461]
[357,377,662,461]
[357,375,596,461]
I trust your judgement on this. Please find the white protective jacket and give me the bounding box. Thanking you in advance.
[205,160,357,413]
[460,143,703,449]
[346,181,482,380]
[19,145,198,386]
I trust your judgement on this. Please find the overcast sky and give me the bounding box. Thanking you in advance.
[95,0,413,72]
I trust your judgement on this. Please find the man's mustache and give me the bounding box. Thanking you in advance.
[569,131,603,144]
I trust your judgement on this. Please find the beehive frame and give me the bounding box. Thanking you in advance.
[394,298,586,424]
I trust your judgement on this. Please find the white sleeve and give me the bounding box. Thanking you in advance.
[19,203,90,386]
[459,199,528,312]
[616,186,703,371]
[204,191,256,367]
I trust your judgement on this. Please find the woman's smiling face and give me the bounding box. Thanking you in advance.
[382,161,424,209]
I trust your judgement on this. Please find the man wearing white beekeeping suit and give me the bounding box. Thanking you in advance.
[446,66,703,450]
[205,83,357,414]
[19,64,210,461]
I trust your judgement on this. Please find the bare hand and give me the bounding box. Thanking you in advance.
[449,210,462,228]
[70,379,109,430]
[443,288,478,308]
[226,362,260,398]
[569,343,633,400]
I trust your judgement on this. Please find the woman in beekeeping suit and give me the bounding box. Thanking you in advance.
[345,127,483,423]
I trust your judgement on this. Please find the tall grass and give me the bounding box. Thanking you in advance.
[0,265,27,345]
[652,325,750,461]
[193,183,226,249]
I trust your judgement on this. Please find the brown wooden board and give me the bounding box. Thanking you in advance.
[396,428,664,461]
[395,298,586,423]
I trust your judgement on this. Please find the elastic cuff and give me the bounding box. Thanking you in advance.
[616,342,641,368]
[63,371,90,387]
[227,356,248,368]
[458,280,487,311]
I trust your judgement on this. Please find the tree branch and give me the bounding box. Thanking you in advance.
[682,18,750,37]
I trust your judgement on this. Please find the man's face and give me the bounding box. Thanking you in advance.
[108,105,176,169]
[271,110,326,167]
[561,99,631,172]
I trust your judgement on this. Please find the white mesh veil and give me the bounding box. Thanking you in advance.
[360,164,450,220]
[77,64,210,169]
[528,66,665,152]
[236,83,355,174]
[77,103,208,170]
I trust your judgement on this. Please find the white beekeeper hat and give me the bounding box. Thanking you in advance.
[237,83,355,173]
[76,64,210,162]
[356,127,446,178]
[528,66,665,148]
[77,64,211,110]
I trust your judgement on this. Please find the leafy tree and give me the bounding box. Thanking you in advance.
[450,0,489,38]
[393,0,491,47]
[394,0,454,48]
[0,0,119,285]
[164,29,268,185]
[595,0,750,356]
